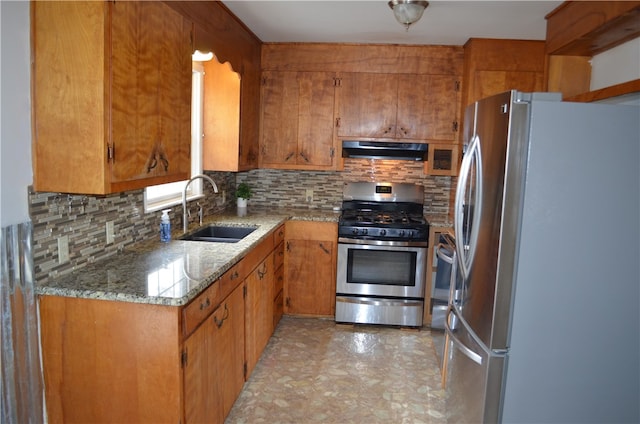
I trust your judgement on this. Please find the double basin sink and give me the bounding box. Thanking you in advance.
[180,225,257,243]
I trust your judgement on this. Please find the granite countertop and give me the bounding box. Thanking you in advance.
[36,207,451,307]
[36,208,340,307]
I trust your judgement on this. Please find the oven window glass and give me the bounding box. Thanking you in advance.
[347,249,417,286]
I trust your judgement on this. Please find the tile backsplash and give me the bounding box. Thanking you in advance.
[30,161,454,283]
[237,158,453,213]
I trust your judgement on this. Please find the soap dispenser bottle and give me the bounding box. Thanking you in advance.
[160,209,171,242]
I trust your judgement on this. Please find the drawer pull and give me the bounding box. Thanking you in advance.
[230,271,239,280]
[199,298,210,310]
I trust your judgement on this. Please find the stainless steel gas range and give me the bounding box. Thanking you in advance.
[335,182,430,327]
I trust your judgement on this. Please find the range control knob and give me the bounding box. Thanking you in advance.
[379,229,387,236]
[362,228,368,235]
[351,228,359,235]
[398,230,406,238]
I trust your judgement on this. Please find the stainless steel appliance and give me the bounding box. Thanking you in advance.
[430,232,458,330]
[445,91,640,423]
[335,182,429,327]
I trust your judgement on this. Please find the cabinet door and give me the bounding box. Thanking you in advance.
[183,283,244,424]
[297,72,337,167]
[183,315,218,424]
[213,283,245,420]
[337,73,398,139]
[110,1,191,187]
[260,71,337,169]
[260,71,299,166]
[397,74,460,142]
[244,253,274,377]
[284,221,337,316]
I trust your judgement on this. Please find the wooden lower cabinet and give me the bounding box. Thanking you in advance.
[37,222,308,422]
[184,283,245,424]
[39,297,183,423]
[244,252,275,378]
[284,221,337,316]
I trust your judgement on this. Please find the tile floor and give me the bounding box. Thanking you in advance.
[225,316,447,424]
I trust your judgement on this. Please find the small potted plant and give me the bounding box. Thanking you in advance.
[235,182,252,209]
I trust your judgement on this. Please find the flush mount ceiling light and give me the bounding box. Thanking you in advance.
[388,0,429,31]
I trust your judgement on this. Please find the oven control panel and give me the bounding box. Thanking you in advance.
[338,225,429,244]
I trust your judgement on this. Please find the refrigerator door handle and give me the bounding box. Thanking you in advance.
[445,306,483,365]
[454,134,483,280]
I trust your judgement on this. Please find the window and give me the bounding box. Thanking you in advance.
[144,62,205,212]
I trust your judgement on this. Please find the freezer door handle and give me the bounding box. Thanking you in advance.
[445,306,483,365]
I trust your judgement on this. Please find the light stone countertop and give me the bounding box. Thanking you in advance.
[36,207,451,307]
[35,208,340,307]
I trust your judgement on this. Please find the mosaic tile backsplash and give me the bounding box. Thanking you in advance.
[29,161,454,284]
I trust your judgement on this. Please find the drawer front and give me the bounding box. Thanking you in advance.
[274,265,284,299]
[219,260,244,302]
[183,281,220,337]
[274,241,284,270]
[274,224,285,246]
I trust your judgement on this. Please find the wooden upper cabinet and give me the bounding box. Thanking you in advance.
[397,74,460,142]
[336,73,398,139]
[260,71,337,170]
[337,73,460,143]
[202,58,242,172]
[545,1,640,101]
[32,1,192,195]
[461,38,546,109]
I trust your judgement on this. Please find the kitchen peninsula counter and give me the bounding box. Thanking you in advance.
[36,208,340,306]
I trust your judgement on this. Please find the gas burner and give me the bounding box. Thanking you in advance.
[338,182,430,244]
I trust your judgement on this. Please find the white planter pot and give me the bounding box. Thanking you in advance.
[237,198,248,208]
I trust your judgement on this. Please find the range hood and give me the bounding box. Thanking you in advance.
[342,140,427,161]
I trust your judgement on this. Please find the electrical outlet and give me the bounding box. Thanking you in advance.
[106,221,115,244]
[305,189,313,203]
[58,235,69,264]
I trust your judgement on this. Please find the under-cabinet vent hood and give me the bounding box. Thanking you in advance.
[342,140,428,161]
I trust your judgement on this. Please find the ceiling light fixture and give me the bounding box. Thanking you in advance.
[388,0,429,31]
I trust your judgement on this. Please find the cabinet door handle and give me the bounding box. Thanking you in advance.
[285,152,295,161]
[230,270,239,280]
[257,263,268,280]
[159,152,169,171]
[147,155,158,173]
[319,243,330,255]
[299,152,310,162]
[213,304,229,329]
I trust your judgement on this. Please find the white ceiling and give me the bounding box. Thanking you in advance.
[221,1,564,46]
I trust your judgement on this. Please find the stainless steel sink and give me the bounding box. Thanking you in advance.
[180,225,257,243]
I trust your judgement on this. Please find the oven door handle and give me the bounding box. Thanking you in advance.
[336,296,423,307]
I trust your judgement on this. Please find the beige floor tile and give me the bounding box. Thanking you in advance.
[226,316,446,424]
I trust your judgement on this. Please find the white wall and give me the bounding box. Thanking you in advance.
[1,1,32,227]
[591,37,640,91]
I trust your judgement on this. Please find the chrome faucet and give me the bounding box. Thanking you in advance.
[183,174,219,233]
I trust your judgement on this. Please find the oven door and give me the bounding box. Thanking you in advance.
[336,241,426,299]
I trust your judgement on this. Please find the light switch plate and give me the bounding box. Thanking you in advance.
[305,189,313,203]
[58,235,69,264]
[106,221,115,244]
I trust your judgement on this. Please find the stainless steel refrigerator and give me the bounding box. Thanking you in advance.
[444,91,640,423]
